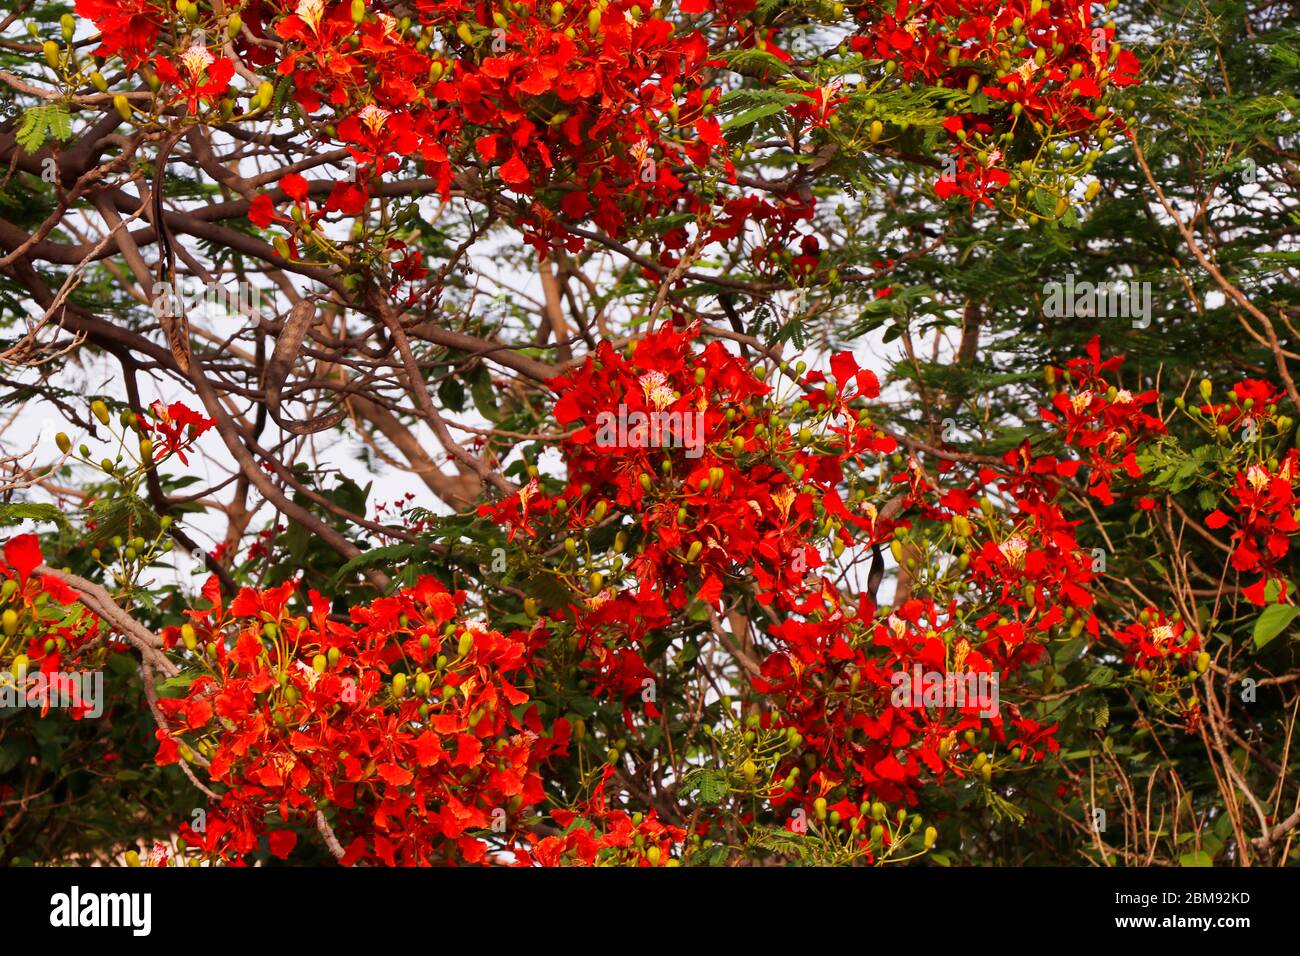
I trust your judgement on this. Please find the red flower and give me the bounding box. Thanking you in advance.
[249,193,277,229]
[142,400,214,466]
[75,0,164,66]
[280,172,310,203]
[268,830,298,859]
[153,43,235,114]
[3,534,42,584]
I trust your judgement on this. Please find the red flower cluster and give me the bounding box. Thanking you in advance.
[75,0,165,66]
[544,323,896,607]
[154,40,235,113]
[752,448,1098,843]
[1205,452,1300,605]
[1201,378,1284,433]
[0,535,108,719]
[1042,335,1166,505]
[481,321,899,719]
[263,0,727,253]
[482,327,1120,851]
[851,0,1139,208]
[71,0,1138,260]
[156,575,566,865]
[6,329,1270,862]
[525,767,686,866]
[141,400,215,466]
[1112,608,1199,674]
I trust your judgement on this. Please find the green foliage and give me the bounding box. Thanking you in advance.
[15,104,71,153]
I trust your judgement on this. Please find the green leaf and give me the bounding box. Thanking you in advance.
[1264,577,1289,603]
[721,101,790,131]
[155,671,200,698]
[690,842,730,866]
[715,48,792,78]
[13,105,71,151]
[468,365,499,422]
[521,572,576,611]
[438,375,465,413]
[46,105,71,142]
[1252,604,1300,649]
[1031,188,1057,217]
[1178,850,1214,867]
[684,768,729,805]
[638,212,696,236]
[1087,664,1117,687]
[16,106,48,153]
[283,520,309,563]
[1093,700,1110,730]
[0,741,26,775]
[329,477,370,516]
[334,543,419,583]
[0,502,71,530]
